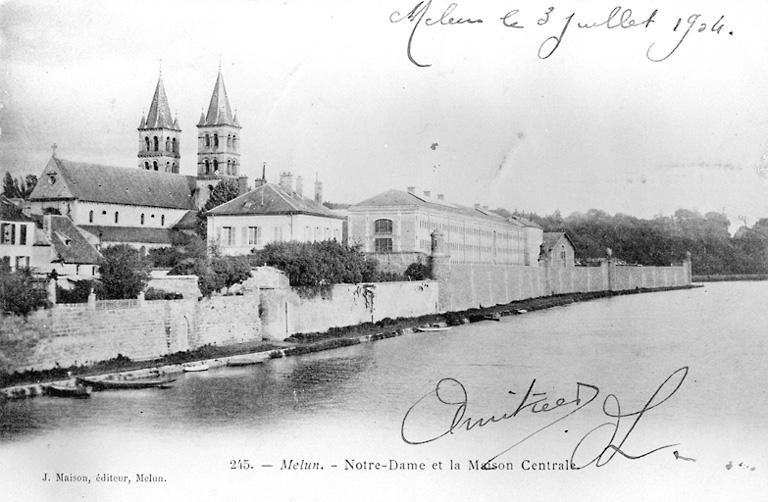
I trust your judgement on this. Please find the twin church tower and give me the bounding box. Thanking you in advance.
[137,68,244,190]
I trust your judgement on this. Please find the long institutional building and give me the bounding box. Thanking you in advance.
[347,188,543,269]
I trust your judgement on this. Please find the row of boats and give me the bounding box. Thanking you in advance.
[44,358,263,399]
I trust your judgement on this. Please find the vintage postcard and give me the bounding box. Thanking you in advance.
[1,0,766,500]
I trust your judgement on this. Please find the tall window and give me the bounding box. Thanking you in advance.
[165,137,171,151]
[248,226,261,246]
[19,225,27,245]
[153,136,159,151]
[204,159,210,174]
[213,159,219,173]
[375,238,392,253]
[141,213,145,225]
[172,138,177,153]
[374,219,393,234]
[153,161,158,171]
[115,212,119,224]
[144,137,150,151]
[214,133,219,148]
[161,215,165,226]
[89,210,94,223]
[560,245,566,264]
[227,135,232,148]
[144,161,150,170]
[223,226,234,246]
[1,223,15,244]
[205,134,210,147]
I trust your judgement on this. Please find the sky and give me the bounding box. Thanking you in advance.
[1,0,767,226]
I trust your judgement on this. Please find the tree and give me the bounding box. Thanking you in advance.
[196,179,242,239]
[98,245,151,300]
[2,172,38,199]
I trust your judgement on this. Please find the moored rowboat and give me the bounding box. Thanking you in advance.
[76,376,176,390]
[45,384,91,399]
[226,359,262,367]
[183,362,210,372]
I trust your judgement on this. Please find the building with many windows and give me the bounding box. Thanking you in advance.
[205,172,343,255]
[0,195,36,271]
[347,187,543,272]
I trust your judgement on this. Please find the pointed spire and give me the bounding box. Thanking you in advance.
[233,109,240,127]
[201,69,238,127]
[172,114,179,129]
[197,109,205,126]
[143,75,175,130]
[139,113,146,129]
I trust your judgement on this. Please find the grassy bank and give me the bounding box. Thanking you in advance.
[693,274,768,282]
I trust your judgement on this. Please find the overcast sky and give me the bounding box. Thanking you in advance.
[1,0,767,225]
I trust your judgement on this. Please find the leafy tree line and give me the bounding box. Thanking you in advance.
[2,172,38,199]
[495,208,768,275]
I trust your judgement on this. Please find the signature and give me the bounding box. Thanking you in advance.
[389,2,732,67]
[401,366,688,469]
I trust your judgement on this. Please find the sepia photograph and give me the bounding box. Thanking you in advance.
[1,0,766,500]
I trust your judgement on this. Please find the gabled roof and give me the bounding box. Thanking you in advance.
[200,70,239,128]
[350,189,520,226]
[540,231,576,253]
[206,183,343,219]
[0,195,34,222]
[30,157,198,210]
[172,210,199,230]
[78,225,174,245]
[32,215,102,265]
[141,76,179,130]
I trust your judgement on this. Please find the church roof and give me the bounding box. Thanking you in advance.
[30,157,198,210]
[350,189,520,225]
[142,76,179,130]
[200,70,239,128]
[206,182,343,219]
[30,215,102,265]
[78,225,175,245]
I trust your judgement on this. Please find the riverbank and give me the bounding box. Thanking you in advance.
[693,274,768,282]
[0,284,699,400]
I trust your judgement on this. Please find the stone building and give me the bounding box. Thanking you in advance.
[539,231,576,267]
[347,187,543,273]
[0,195,36,271]
[137,74,181,173]
[205,172,343,255]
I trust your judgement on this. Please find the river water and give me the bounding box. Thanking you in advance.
[1,282,767,501]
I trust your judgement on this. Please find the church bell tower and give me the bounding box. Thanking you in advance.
[138,71,181,173]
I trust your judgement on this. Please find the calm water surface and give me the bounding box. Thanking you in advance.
[1,282,766,501]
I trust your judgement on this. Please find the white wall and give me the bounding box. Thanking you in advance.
[208,213,344,255]
[0,220,35,270]
[73,201,188,228]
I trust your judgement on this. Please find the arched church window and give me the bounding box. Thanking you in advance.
[144,162,149,170]
[145,137,150,151]
[141,214,145,225]
[165,137,171,151]
[214,133,219,148]
[114,212,119,224]
[161,215,165,226]
[153,161,158,171]
[172,162,177,173]
[172,138,177,153]
[227,135,231,148]
[153,136,159,151]
[89,210,93,223]
[226,159,231,174]
[204,159,210,174]
[166,161,170,172]
[213,159,219,174]
[205,134,210,147]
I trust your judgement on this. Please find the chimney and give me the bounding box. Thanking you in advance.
[279,171,293,192]
[254,163,267,188]
[406,186,415,194]
[314,177,323,204]
[295,176,304,197]
[423,190,431,197]
[437,194,444,200]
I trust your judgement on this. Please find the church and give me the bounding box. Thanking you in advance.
[28,69,248,253]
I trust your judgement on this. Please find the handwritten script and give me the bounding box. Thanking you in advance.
[390,2,732,67]
[401,366,688,469]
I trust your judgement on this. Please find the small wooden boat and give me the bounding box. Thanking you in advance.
[45,383,91,399]
[415,326,452,332]
[482,313,502,322]
[183,362,210,372]
[226,359,262,367]
[76,376,176,391]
